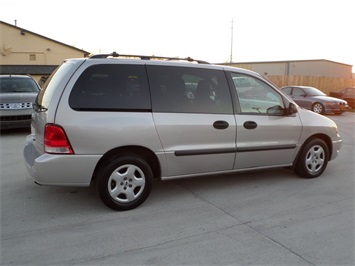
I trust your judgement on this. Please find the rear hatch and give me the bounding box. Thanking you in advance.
[31,59,85,154]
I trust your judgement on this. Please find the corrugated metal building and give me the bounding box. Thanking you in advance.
[223,60,353,78]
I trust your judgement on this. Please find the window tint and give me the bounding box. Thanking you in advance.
[282,87,292,95]
[344,88,355,97]
[0,77,39,93]
[69,64,150,111]
[231,73,284,115]
[147,65,233,114]
[293,88,305,96]
[37,61,75,109]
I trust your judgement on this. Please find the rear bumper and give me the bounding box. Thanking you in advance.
[23,135,101,186]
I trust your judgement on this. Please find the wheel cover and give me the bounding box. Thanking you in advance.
[313,103,323,114]
[305,145,325,174]
[108,164,146,203]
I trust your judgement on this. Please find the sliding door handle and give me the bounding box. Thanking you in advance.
[243,121,258,129]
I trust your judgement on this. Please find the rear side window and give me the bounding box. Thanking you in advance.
[147,65,233,114]
[69,64,150,111]
[344,88,355,97]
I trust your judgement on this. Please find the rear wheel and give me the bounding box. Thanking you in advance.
[312,102,325,114]
[294,138,329,178]
[97,155,153,211]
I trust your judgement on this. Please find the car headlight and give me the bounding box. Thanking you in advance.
[333,124,340,137]
[326,102,338,106]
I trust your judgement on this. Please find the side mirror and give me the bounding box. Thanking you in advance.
[267,105,285,116]
[287,102,298,115]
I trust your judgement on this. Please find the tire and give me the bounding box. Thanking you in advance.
[97,155,153,211]
[312,102,325,114]
[294,138,329,178]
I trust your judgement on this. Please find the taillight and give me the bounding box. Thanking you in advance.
[44,124,74,154]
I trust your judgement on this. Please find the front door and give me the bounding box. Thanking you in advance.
[229,72,303,169]
[291,87,312,110]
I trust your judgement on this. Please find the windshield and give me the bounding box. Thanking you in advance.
[303,87,325,96]
[0,77,39,93]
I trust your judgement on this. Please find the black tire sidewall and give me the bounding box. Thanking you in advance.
[97,155,153,211]
[295,138,329,178]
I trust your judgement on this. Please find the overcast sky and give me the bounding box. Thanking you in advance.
[1,0,354,72]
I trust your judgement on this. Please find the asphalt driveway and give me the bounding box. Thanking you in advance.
[1,113,354,265]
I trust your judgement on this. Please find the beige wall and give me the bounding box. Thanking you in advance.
[225,60,353,79]
[1,22,89,65]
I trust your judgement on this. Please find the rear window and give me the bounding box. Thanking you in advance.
[0,77,39,93]
[69,64,151,111]
[36,60,76,109]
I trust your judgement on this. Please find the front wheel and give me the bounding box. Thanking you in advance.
[97,155,153,211]
[294,138,329,178]
[312,102,325,114]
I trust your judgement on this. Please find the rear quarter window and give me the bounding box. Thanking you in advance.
[69,64,151,111]
[37,61,76,109]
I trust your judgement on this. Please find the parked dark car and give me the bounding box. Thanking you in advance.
[281,86,348,115]
[0,74,40,129]
[329,87,355,109]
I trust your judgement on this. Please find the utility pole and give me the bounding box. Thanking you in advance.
[230,18,234,63]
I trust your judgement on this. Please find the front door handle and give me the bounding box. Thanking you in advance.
[243,121,258,129]
[213,120,229,130]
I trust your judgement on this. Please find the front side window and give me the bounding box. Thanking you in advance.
[231,73,284,115]
[69,64,150,111]
[282,87,292,95]
[147,65,233,114]
[293,87,305,97]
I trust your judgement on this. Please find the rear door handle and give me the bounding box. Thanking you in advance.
[213,120,229,130]
[243,121,258,129]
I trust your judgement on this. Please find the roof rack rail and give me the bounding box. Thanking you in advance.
[89,52,210,64]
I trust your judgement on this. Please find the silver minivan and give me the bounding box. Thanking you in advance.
[24,53,342,211]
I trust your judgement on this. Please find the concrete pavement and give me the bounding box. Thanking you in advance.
[1,113,354,265]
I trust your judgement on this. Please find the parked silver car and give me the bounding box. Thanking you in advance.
[23,53,342,211]
[0,75,40,129]
[281,85,348,115]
